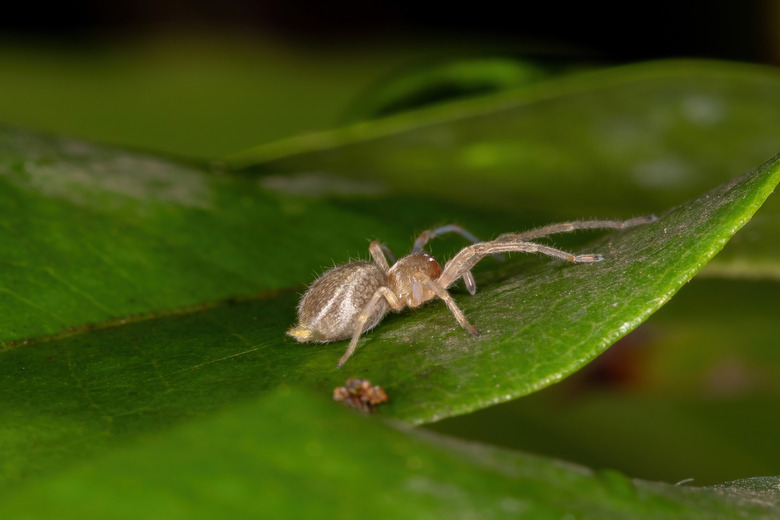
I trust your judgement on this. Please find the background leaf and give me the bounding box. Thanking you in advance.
[2,387,777,520]
[0,34,497,160]
[341,57,554,122]
[230,60,780,275]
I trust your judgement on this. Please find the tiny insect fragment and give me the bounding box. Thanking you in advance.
[333,378,389,412]
[288,217,657,367]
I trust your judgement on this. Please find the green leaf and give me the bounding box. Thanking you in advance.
[429,277,780,485]
[228,60,780,209]
[342,57,552,122]
[713,477,780,495]
[2,148,777,487]
[1,387,777,519]
[229,60,780,275]
[0,125,400,343]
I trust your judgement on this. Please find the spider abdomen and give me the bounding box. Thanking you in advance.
[287,261,389,343]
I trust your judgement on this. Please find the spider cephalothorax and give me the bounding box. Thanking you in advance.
[288,218,656,367]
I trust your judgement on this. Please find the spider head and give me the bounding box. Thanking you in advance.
[387,252,442,308]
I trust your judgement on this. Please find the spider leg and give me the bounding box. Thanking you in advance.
[439,215,656,288]
[462,271,477,295]
[412,224,484,253]
[337,286,404,368]
[412,223,498,293]
[503,215,657,242]
[369,241,396,271]
[413,272,480,337]
[438,240,602,289]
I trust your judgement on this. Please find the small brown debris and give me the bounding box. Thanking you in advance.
[333,378,388,413]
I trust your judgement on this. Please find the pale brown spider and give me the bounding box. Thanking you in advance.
[287,216,656,367]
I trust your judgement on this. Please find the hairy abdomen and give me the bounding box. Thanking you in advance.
[288,261,389,342]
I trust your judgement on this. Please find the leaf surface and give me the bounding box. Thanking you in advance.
[2,153,777,488]
[429,277,780,485]
[2,388,778,520]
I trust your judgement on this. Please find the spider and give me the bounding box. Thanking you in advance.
[287,216,656,367]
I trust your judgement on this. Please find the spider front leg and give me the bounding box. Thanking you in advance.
[412,272,480,337]
[504,215,658,242]
[412,224,484,253]
[412,224,493,294]
[369,241,395,271]
[338,286,405,368]
[438,240,602,289]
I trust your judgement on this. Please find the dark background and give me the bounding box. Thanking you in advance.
[2,1,777,64]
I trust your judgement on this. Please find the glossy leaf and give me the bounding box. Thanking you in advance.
[429,277,780,485]
[1,387,777,520]
[0,125,425,343]
[2,153,777,488]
